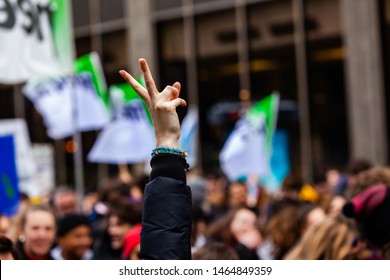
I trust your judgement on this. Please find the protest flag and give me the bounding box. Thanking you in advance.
[0,135,20,216]
[219,93,279,182]
[179,106,199,168]
[23,53,110,139]
[0,0,74,84]
[87,79,155,164]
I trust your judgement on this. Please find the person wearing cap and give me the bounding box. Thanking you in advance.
[51,214,93,260]
[343,184,390,259]
[120,58,192,260]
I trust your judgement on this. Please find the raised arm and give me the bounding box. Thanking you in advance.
[120,59,192,260]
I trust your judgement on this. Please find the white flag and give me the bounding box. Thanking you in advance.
[87,85,155,164]
[179,106,199,167]
[23,73,110,139]
[220,117,268,181]
[219,94,279,182]
[0,0,74,84]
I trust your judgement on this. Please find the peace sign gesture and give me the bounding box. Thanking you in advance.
[120,58,187,149]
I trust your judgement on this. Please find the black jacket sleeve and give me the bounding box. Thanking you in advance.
[140,154,192,260]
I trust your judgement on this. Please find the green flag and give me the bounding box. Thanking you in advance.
[109,77,152,124]
[74,52,109,108]
[247,92,280,156]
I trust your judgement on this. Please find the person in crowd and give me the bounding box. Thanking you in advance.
[345,166,390,199]
[206,207,262,259]
[334,158,372,196]
[51,186,80,218]
[202,168,229,223]
[266,173,303,220]
[192,242,239,260]
[51,214,93,260]
[296,203,326,235]
[227,181,249,208]
[119,58,192,259]
[107,200,142,259]
[325,194,347,218]
[260,203,326,259]
[284,215,357,260]
[343,184,390,259]
[90,179,134,260]
[0,235,19,260]
[16,204,56,260]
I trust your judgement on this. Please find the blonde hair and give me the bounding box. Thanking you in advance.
[285,216,357,260]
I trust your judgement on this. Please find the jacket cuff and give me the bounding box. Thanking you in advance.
[150,154,187,184]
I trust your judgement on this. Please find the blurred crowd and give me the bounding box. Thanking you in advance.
[1,157,390,260]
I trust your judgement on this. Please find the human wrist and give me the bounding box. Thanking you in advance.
[155,136,179,148]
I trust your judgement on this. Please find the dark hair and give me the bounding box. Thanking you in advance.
[282,173,303,192]
[192,242,239,260]
[0,236,19,259]
[109,200,142,226]
[57,214,91,237]
[98,178,131,204]
[346,159,372,176]
[206,207,258,246]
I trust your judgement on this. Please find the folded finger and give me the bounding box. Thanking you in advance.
[168,98,187,108]
[161,85,179,101]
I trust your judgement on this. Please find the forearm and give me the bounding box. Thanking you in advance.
[141,155,192,260]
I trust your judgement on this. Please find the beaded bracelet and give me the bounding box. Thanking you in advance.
[151,146,188,159]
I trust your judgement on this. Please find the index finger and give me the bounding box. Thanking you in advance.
[119,70,150,104]
[139,58,158,96]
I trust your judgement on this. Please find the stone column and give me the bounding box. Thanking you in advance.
[342,0,388,164]
[125,0,158,84]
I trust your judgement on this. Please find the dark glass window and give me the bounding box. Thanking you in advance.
[100,0,125,22]
[153,0,182,11]
[72,0,90,28]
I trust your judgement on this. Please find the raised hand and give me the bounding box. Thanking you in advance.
[119,58,187,148]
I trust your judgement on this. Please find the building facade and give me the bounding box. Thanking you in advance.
[1,0,390,187]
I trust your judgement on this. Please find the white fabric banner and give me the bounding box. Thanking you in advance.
[220,117,268,181]
[179,106,199,168]
[23,73,110,139]
[88,87,154,164]
[0,0,69,84]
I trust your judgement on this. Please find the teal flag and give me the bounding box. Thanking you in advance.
[0,135,20,216]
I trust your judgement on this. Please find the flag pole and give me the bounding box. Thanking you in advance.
[239,89,258,207]
[71,76,85,201]
[67,0,85,201]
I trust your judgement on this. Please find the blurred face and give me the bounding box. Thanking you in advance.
[58,225,92,260]
[0,252,14,260]
[230,209,257,238]
[228,183,247,207]
[230,209,261,249]
[22,211,56,257]
[328,196,347,218]
[108,215,132,250]
[55,193,78,217]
